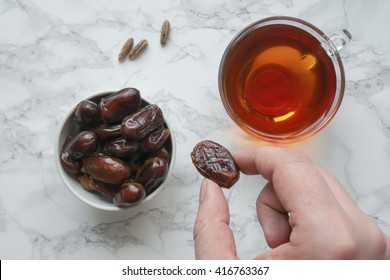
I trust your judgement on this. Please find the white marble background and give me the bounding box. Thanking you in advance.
[1,0,390,259]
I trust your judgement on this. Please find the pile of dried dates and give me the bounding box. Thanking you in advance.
[59,88,172,207]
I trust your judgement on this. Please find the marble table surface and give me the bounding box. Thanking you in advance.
[1,0,390,260]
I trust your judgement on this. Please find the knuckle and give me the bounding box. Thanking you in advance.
[274,150,314,177]
[193,218,207,241]
[284,150,312,165]
[334,220,388,259]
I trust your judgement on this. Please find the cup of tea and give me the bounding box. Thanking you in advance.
[219,16,351,143]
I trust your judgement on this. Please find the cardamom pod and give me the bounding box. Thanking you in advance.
[118,38,134,62]
[160,20,170,46]
[128,39,148,60]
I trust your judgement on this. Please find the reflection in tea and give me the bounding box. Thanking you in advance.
[221,24,337,137]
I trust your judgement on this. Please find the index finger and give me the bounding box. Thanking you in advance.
[233,146,339,219]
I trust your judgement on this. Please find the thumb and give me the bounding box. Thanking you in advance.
[193,179,238,259]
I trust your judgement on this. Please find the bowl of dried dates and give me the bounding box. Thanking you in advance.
[55,88,175,211]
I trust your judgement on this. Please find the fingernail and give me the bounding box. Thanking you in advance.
[200,179,208,202]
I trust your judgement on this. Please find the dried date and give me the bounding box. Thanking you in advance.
[64,131,97,160]
[99,88,141,124]
[113,182,146,206]
[103,137,139,157]
[140,126,170,152]
[136,157,168,194]
[81,154,130,185]
[77,173,119,198]
[121,104,164,141]
[92,124,122,142]
[75,100,100,127]
[60,151,80,173]
[149,146,171,163]
[60,132,96,172]
[191,140,240,189]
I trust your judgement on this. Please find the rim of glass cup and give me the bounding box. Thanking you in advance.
[218,16,346,143]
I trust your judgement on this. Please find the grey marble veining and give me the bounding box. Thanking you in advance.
[1,0,390,259]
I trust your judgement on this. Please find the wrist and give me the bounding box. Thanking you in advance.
[385,235,390,260]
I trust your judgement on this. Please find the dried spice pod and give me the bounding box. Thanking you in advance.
[160,20,170,46]
[128,39,148,60]
[118,37,134,62]
[191,140,240,189]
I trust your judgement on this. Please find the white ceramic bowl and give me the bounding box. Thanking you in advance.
[54,91,176,211]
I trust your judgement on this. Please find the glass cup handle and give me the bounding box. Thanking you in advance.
[329,29,352,51]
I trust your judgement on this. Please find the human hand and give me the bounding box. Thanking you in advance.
[193,146,390,259]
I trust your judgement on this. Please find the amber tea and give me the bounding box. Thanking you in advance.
[219,17,346,142]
